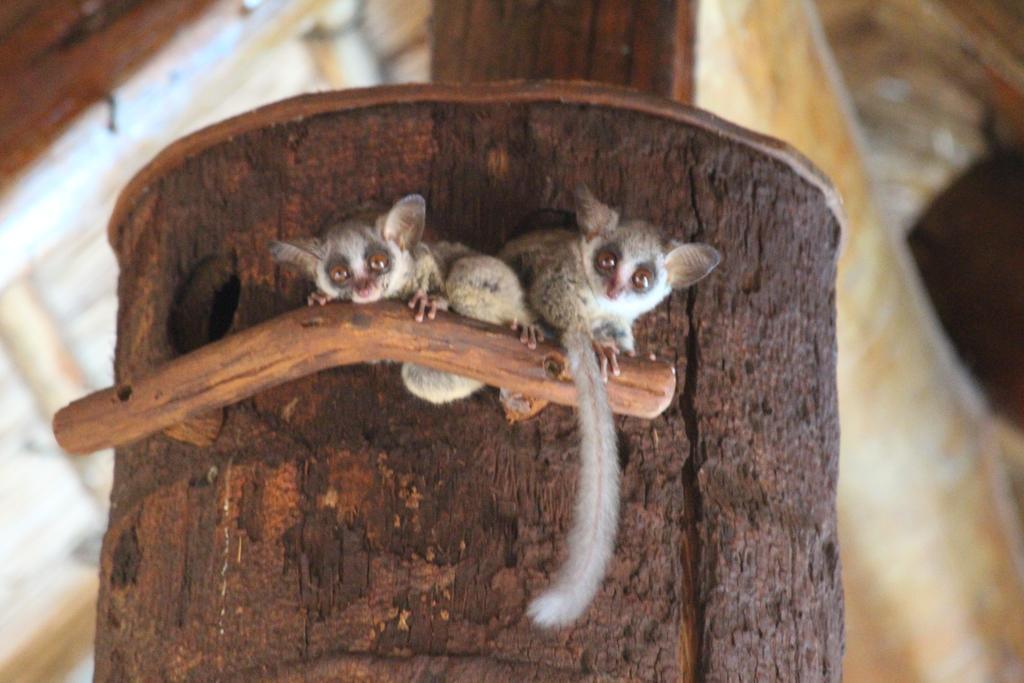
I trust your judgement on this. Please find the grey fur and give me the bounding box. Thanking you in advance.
[270,196,538,405]
[398,253,539,404]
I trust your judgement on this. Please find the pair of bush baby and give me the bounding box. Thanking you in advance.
[270,187,720,629]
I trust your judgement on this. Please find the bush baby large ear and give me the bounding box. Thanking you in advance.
[574,184,619,241]
[269,237,323,279]
[381,194,426,251]
[665,243,721,288]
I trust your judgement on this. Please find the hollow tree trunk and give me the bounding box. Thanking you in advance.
[93,83,841,682]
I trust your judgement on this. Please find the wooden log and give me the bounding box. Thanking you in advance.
[53,302,677,454]
[89,82,840,682]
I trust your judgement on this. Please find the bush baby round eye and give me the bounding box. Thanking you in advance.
[368,251,390,272]
[631,268,652,291]
[595,249,617,273]
[329,264,351,283]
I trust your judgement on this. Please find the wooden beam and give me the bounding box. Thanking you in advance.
[0,565,97,683]
[53,301,677,454]
[991,69,1024,150]
[0,277,113,502]
[929,0,1024,94]
[0,0,219,188]
[431,0,695,102]
[0,0,343,292]
[0,278,86,420]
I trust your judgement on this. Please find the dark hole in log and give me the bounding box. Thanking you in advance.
[617,430,631,470]
[116,385,132,401]
[111,526,140,588]
[208,276,241,342]
[170,256,240,354]
[543,355,566,380]
[511,208,575,241]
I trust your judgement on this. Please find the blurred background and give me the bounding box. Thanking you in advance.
[0,0,1020,680]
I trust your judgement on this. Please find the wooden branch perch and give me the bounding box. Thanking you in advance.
[52,301,677,454]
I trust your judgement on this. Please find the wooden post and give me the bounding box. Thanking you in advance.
[91,83,841,681]
[432,0,696,102]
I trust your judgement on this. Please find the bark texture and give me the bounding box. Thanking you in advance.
[94,83,842,681]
